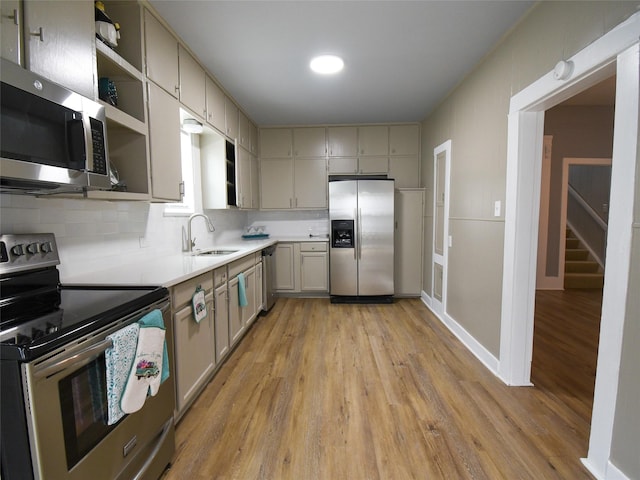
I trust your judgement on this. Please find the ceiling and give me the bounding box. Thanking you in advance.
[149,1,535,126]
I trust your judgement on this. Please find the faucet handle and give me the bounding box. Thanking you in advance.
[191,237,196,248]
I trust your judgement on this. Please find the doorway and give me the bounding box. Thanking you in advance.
[498,14,638,478]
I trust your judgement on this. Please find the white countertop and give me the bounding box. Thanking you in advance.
[63,236,328,288]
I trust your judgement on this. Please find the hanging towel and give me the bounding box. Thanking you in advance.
[120,309,167,414]
[237,272,248,307]
[105,323,140,425]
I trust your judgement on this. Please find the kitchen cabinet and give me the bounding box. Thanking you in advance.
[293,127,326,157]
[201,132,238,209]
[172,271,215,417]
[240,265,257,327]
[23,0,96,99]
[144,9,179,98]
[274,242,328,294]
[1,0,20,64]
[238,111,250,150]
[328,126,358,157]
[237,147,258,210]
[261,157,327,210]
[147,81,183,201]
[250,152,259,209]
[228,253,260,345]
[179,44,206,120]
[255,260,264,311]
[300,243,328,291]
[214,267,229,363]
[260,128,293,158]
[328,156,388,175]
[249,121,259,155]
[225,96,239,140]
[205,76,226,134]
[389,124,420,155]
[394,189,425,296]
[358,125,388,156]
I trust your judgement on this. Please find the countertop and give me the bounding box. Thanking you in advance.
[63,236,328,288]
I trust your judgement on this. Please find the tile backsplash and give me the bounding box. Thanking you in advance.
[0,194,328,280]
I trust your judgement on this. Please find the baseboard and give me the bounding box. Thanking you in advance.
[420,291,500,376]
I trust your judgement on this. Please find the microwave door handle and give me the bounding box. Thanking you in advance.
[33,338,113,379]
[81,113,94,171]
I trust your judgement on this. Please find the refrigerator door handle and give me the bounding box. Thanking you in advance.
[354,208,358,260]
[358,208,363,260]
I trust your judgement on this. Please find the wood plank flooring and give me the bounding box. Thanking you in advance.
[163,296,599,479]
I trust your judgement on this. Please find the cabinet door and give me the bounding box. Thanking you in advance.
[328,126,357,157]
[23,0,95,99]
[255,261,264,311]
[228,276,245,346]
[359,156,388,174]
[250,153,259,209]
[274,243,295,291]
[358,125,388,156]
[237,147,252,209]
[389,156,420,188]
[260,128,292,158]
[147,81,183,201]
[328,157,358,174]
[249,122,259,155]
[300,252,328,291]
[238,111,250,150]
[294,158,327,209]
[394,189,424,296]
[205,76,226,133]
[179,44,206,119]
[173,295,215,413]
[389,124,420,156]
[214,283,229,363]
[241,266,256,327]
[1,0,20,64]
[144,9,179,98]
[293,127,326,157]
[260,158,294,209]
[225,96,238,140]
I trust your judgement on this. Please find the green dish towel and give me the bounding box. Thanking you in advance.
[237,273,248,307]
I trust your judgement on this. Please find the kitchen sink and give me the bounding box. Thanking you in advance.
[193,249,239,256]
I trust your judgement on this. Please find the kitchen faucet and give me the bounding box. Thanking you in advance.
[186,213,215,252]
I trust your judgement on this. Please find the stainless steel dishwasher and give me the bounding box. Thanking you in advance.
[261,245,277,312]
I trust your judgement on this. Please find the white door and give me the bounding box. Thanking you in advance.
[432,141,451,317]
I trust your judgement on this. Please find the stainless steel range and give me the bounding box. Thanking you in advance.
[0,233,175,480]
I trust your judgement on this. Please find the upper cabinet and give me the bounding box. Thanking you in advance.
[144,9,179,98]
[327,126,358,157]
[179,44,206,120]
[358,125,388,156]
[205,76,226,133]
[224,96,239,140]
[260,128,293,158]
[389,124,420,156]
[238,110,250,150]
[23,0,96,99]
[293,127,326,157]
[1,0,21,64]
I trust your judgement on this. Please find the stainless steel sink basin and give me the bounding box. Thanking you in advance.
[193,249,238,256]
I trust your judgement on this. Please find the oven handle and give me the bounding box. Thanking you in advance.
[132,416,174,480]
[33,300,170,380]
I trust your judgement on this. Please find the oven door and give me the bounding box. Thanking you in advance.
[22,299,175,480]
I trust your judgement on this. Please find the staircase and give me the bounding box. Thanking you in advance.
[564,228,604,289]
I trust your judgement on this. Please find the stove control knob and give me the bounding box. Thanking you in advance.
[40,242,53,253]
[26,243,40,254]
[11,244,25,256]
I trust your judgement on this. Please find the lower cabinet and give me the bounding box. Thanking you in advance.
[214,267,229,363]
[394,188,425,296]
[171,271,215,417]
[274,242,328,294]
[228,253,261,346]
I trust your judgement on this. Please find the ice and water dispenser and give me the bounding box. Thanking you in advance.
[331,220,354,248]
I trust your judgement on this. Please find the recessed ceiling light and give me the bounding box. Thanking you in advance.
[310,55,344,75]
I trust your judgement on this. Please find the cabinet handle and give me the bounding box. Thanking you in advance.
[175,85,180,94]
[289,198,292,208]
[7,9,18,26]
[30,26,44,42]
[179,181,185,197]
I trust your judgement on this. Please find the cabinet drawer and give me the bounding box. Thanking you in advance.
[228,253,256,278]
[214,267,228,287]
[300,242,327,252]
[172,272,213,308]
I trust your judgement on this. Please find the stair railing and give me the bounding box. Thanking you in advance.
[567,184,608,267]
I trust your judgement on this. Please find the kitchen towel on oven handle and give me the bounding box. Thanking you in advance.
[120,309,169,415]
[105,322,140,425]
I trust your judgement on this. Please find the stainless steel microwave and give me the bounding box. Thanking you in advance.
[0,58,111,195]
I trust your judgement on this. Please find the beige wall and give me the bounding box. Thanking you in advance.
[420,1,639,476]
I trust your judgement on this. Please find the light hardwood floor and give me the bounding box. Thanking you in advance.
[163,296,599,479]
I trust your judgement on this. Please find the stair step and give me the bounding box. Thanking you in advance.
[565,260,600,273]
[565,272,604,289]
[565,238,580,249]
[565,248,589,261]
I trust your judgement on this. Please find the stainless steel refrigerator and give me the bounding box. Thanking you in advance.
[329,177,395,303]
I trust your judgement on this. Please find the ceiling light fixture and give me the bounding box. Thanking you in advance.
[310,55,344,75]
[182,118,203,134]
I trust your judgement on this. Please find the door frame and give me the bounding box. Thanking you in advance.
[497,12,639,479]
